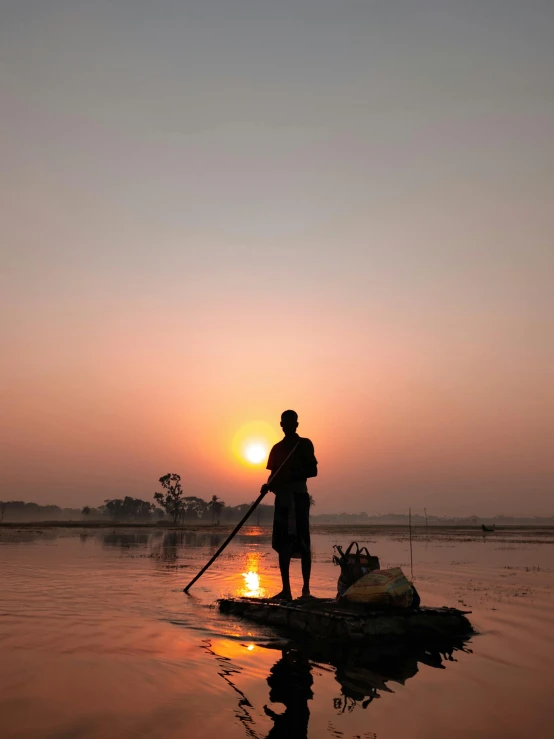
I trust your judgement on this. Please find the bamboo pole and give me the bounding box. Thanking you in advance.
[409,507,414,581]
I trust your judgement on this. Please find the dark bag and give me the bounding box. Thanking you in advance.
[332,542,380,597]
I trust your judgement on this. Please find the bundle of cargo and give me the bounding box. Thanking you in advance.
[342,566,419,608]
[334,542,420,608]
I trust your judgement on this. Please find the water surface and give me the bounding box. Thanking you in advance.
[1,525,553,738]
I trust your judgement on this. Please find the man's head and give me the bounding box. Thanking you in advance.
[280,410,299,436]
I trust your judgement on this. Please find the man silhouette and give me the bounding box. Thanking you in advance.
[261,410,317,600]
[264,648,313,738]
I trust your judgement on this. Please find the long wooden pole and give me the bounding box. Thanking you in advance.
[183,442,299,594]
[409,507,414,581]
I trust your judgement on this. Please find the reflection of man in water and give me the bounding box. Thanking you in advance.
[264,648,313,739]
[261,410,317,601]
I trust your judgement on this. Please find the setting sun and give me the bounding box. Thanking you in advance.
[245,443,266,464]
[232,420,280,468]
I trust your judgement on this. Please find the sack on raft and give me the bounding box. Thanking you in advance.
[343,567,415,608]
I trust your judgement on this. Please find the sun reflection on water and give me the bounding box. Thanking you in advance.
[241,570,266,597]
[238,552,266,597]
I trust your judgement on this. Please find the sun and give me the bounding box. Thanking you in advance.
[232,420,280,468]
[245,443,267,465]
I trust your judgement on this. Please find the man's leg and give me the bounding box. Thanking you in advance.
[277,551,292,599]
[297,492,312,597]
[301,553,311,597]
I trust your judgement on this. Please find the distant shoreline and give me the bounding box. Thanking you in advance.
[1,521,553,532]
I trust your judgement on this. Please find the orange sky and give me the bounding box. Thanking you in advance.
[1,1,553,515]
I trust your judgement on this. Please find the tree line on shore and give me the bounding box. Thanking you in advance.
[0,473,276,525]
[1,472,553,526]
[1,496,277,524]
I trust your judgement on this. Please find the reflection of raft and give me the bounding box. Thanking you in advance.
[262,635,472,711]
[218,596,473,643]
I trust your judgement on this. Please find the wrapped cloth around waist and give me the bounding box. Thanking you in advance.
[272,480,308,501]
[272,481,309,545]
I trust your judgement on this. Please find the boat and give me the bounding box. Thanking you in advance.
[481,524,496,532]
[218,596,473,644]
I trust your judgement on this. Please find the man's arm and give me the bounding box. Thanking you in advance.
[304,439,318,479]
[260,445,276,495]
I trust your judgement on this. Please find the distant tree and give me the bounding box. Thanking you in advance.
[182,496,208,521]
[208,495,224,525]
[104,496,155,521]
[0,501,4,523]
[154,474,185,525]
[233,503,252,517]
[82,506,91,518]
[132,498,155,519]
[309,495,315,507]
[209,495,218,525]
[153,507,166,521]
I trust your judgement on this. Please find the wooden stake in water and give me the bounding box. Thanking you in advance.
[409,507,414,581]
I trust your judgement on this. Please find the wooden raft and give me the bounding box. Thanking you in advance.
[218,596,473,643]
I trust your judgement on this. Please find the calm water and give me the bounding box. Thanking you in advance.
[1,525,553,739]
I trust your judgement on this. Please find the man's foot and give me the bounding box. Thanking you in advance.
[269,590,292,601]
[301,587,311,598]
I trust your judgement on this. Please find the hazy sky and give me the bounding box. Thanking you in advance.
[2,1,553,516]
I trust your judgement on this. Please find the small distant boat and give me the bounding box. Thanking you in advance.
[218,596,473,644]
[481,524,496,532]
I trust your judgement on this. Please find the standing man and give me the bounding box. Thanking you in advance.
[261,410,318,601]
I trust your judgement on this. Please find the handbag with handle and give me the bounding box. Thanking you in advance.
[332,541,380,597]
